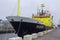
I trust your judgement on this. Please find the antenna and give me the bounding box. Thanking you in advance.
[17,0,20,16]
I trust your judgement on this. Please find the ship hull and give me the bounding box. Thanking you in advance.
[6,16,46,38]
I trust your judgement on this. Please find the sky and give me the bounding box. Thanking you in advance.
[0,0,60,25]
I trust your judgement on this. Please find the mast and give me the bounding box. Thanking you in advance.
[41,4,45,14]
[17,0,20,16]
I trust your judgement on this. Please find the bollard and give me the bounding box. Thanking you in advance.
[37,32,43,37]
[16,37,22,40]
[32,33,38,39]
[47,30,50,33]
[43,31,47,34]
[47,30,52,33]
[9,37,22,40]
[9,38,16,40]
[46,30,48,34]
[23,35,32,40]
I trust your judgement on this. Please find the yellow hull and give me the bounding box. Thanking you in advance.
[33,18,53,27]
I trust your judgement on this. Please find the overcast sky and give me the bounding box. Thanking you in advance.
[0,0,60,25]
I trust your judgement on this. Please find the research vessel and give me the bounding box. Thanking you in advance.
[6,0,53,38]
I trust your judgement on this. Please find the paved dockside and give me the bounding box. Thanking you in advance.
[34,29,60,40]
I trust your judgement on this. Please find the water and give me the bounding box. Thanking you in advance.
[0,33,17,40]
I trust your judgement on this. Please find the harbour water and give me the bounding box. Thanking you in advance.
[0,33,17,40]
